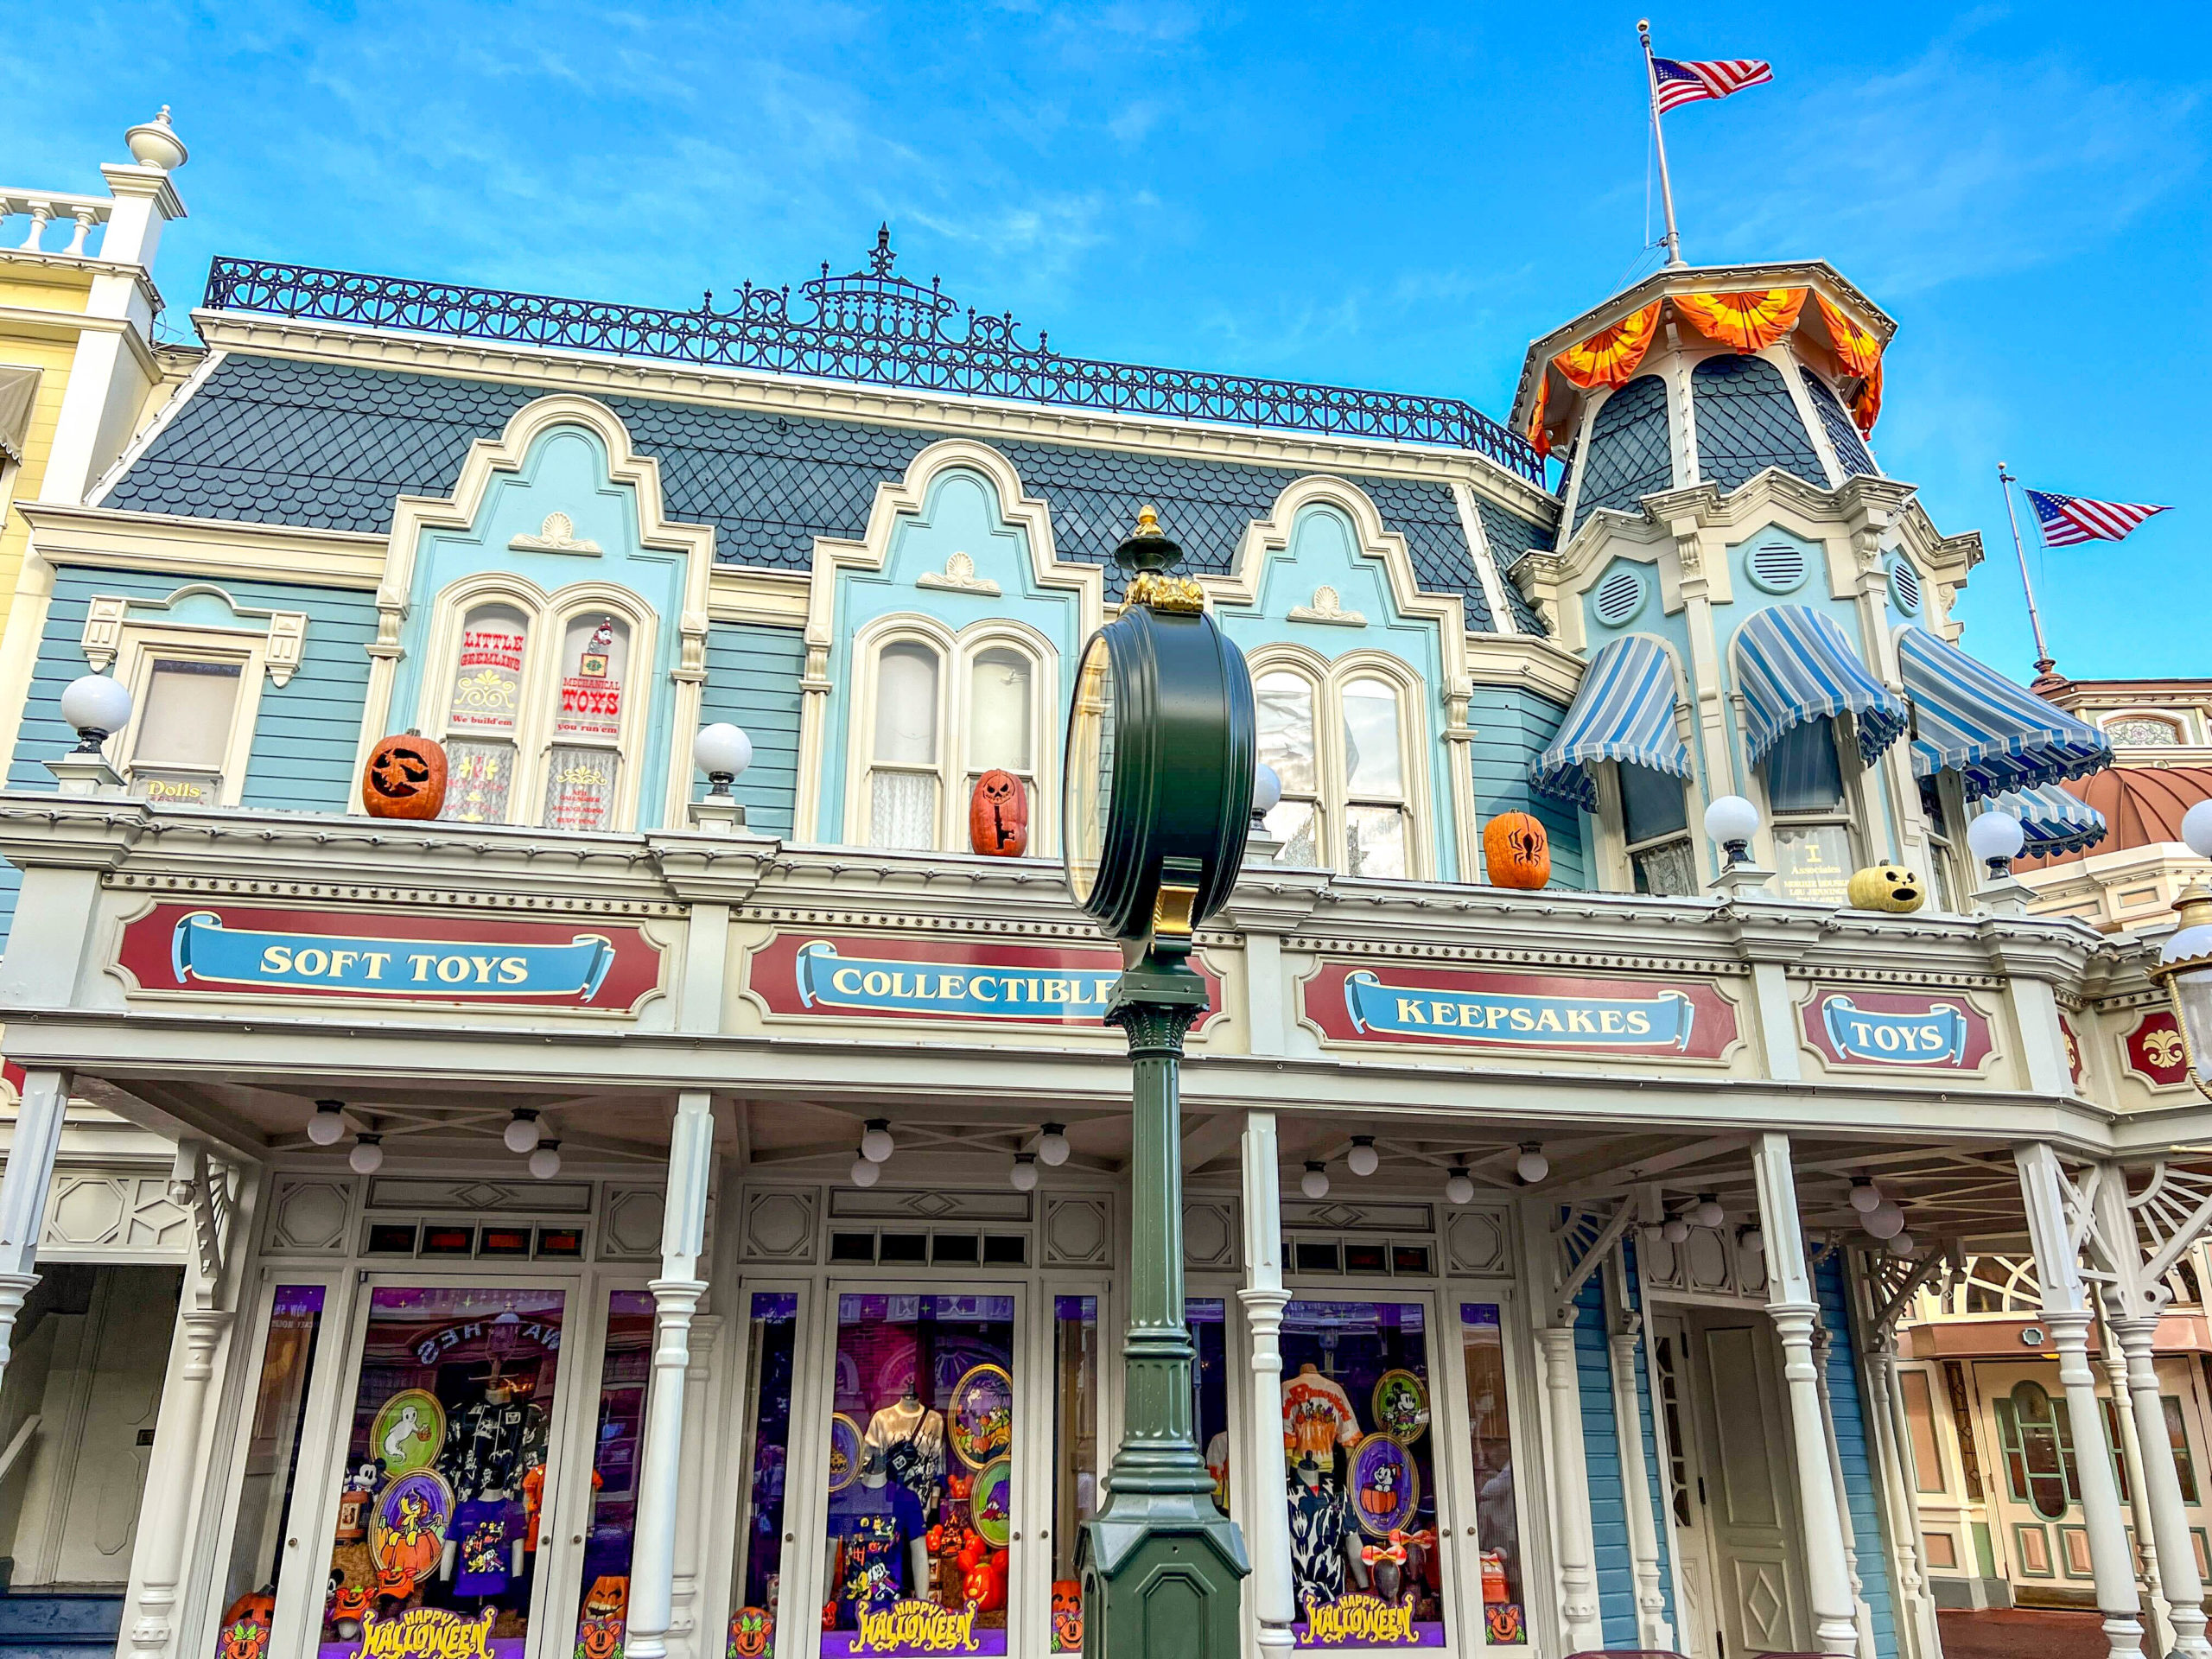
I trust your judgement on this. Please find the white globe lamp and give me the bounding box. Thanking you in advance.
[1691,1196,1726,1230]
[60,673,133,752]
[860,1119,894,1164]
[1038,1124,1071,1166]
[1300,1162,1330,1200]
[1965,810,2026,879]
[1662,1217,1690,1244]
[1010,1154,1039,1192]
[694,722,753,796]
[307,1099,346,1147]
[1515,1143,1550,1184]
[1445,1168,1475,1205]
[1704,795,1761,865]
[348,1135,385,1175]
[528,1141,562,1179]
[1347,1136,1379,1178]
[1849,1179,1883,1214]
[1865,1201,1906,1240]
[1740,1225,1765,1256]
[849,1155,880,1189]
[503,1109,541,1154]
[1887,1230,1918,1257]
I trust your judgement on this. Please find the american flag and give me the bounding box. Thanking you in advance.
[2024,487,2173,547]
[1650,55,1775,114]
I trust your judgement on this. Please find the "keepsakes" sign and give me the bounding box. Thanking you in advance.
[1798,987,1995,1072]
[1300,961,1740,1061]
[115,904,665,1013]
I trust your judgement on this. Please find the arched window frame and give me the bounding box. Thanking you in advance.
[844,613,1058,855]
[416,574,657,832]
[1247,644,1431,880]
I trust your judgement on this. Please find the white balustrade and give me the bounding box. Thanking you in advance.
[0,190,113,258]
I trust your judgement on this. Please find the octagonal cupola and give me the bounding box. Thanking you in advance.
[1510,261,1892,543]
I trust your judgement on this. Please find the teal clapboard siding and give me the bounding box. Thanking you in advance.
[0,569,378,949]
[1572,1272,1642,1646]
[695,621,804,839]
[1819,1254,1900,1657]
[1468,685,1589,889]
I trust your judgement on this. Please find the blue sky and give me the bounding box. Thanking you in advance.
[7,3,2207,678]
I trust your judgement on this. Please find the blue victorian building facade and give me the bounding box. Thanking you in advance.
[0,127,2207,1659]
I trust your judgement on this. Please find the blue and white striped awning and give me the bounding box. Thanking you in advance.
[1529,634,1692,810]
[1897,626,2113,800]
[1730,605,1909,768]
[1990,782,2109,857]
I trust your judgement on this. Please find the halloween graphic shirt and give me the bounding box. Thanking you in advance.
[826,1480,925,1614]
[448,1497,521,1596]
[1281,1369,1361,1471]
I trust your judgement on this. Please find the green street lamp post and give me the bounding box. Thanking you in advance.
[1065,508,1256,1659]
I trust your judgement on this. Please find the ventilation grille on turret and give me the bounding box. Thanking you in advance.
[1593,568,1647,627]
[1748,539,1808,593]
[1891,559,1923,614]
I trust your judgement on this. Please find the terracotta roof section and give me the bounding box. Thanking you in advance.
[2015,765,2212,870]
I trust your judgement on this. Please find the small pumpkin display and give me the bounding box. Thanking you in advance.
[727,1606,774,1659]
[1051,1579,1084,1652]
[362,733,448,820]
[1847,864,1926,914]
[577,1615,625,1659]
[969,768,1029,857]
[218,1592,276,1659]
[1483,810,1551,890]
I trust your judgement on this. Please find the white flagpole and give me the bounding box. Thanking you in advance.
[1997,461,2057,678]
[1639,20,1686,267]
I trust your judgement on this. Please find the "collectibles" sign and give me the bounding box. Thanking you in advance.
[115,904,665,1013]
[1299,961,1740,1060]
[746,934,1223,1032]
[1799,988,1995,1071]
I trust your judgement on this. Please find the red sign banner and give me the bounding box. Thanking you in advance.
[115,903,666,1013]
[746,932,1223,1033]
[1298,960,1740,1060]
[1798,987,1995,1072]
[2123,1009,2190,1088]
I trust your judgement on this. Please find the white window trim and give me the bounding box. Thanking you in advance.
[1750,711,1871,897]
[414,574,658,832]
[108,626,270,808]
[843,613,1059,855]
[1248,644,1432,880]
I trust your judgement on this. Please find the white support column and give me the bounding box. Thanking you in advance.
[2017,1142,2147,1659]
[1237,1110,1295,1654]
[0,1068,70,1395]
[124,1309,232,1656]
[1751,1132,1861,1657]
[626,1090,716,1659]
[1535,1318,1604,1651]
[1604,1253,1672,1650]
[1810,1323,1874,1659]
[667,1313,722,1659]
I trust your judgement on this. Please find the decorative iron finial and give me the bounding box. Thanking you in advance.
[1116,505,1205,613]
[869,225,896,277]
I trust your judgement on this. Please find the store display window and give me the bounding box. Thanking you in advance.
[728,1292,798,1659]
[1049,1297,1097,1655]
[821,1294,1016,1658]
[211,1285,326,1659]
[568,1290,652,1658]
[1281,1300,1443,1649]
[317,1287,566,1659]
[1459,1306,1526,1645]
[1191,1298,1231,1516]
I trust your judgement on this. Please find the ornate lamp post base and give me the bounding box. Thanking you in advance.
[1079,956,1250,1658]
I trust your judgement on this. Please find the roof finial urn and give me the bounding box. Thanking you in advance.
[124,106,188,171]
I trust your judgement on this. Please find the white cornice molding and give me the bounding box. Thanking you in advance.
[17,502,388,588]
[0,302,162,380]
[189,309,1564,524]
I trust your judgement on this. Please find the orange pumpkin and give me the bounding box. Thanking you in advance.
[1483,811,1550,890]
[219,1592,275,1659]
[584,1575,629,1620]
[577,1615,625,1659]
[968,769,1029,857]
[362,734,449,820]
[1052,1579,1084,1652]
[728,1606,773,1659]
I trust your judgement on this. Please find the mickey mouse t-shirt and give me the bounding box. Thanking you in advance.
[827,1480,925,1613]
[449,1497,521,1596]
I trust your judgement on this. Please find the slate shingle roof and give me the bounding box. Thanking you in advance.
[105,355,1557,630]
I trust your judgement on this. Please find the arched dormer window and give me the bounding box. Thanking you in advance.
[855,621,1052,853]
[428,585,649,831]
[1255,655,1421,879]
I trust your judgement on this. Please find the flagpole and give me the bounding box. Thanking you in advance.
[1639,19,1686,267]
[1997,461,2057,679]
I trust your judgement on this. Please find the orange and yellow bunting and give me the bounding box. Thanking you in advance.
[1814,294,1885,432]
[1551,300,1662,391]
[1674,288,1807,353]
[1524,374,1551,459]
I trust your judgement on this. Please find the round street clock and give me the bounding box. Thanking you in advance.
[1063,507,1255,944]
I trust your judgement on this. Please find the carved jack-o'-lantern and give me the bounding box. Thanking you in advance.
[969,768,1030,858]
[964,1561,1002,1611]
[1847,864,1925,913]
[583,1575,629,1621]
[1482,810,1551,890]
[361,734,448,820]
[727,1606,773,1659]
[1051,1580,1084,1652]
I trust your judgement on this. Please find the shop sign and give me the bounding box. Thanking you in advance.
[1299,960,1739,1060]
[746,933,1223,1031]
[825,1601,1004,1656]
[2123,1009,2190,1088]
[1294,1596,1442,1648]
[323,1606,512,1659]
[114,903,665,1013]
[1799,988,1995,1071]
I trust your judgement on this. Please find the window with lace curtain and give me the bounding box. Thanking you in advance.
[1254,660,1419,879]
[861,631,1048,852]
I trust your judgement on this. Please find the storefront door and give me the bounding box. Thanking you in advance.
[1973,1357,2107,1599]
[1685,1314,1807,1656]
[1647,1312,1719,1659]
